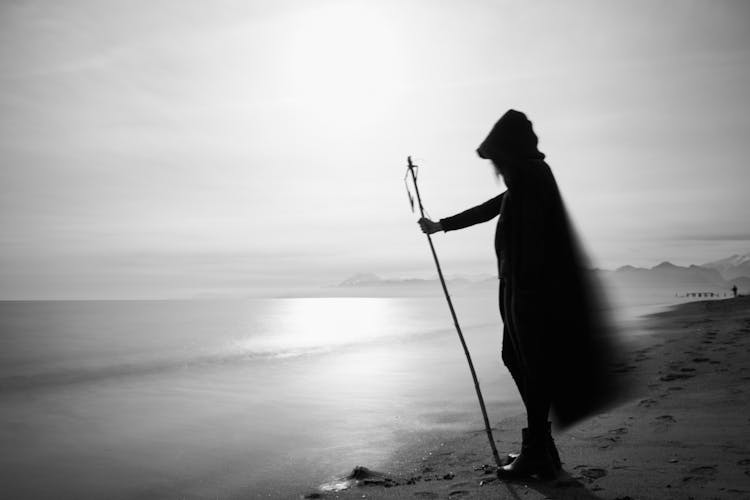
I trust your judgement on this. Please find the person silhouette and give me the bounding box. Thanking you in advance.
[419,110,624,480]
[732,284,738,298]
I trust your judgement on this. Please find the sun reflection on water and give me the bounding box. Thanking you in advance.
[233,298,398,356]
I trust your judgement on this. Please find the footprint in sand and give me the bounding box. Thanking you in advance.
[592,434,621,449]
[633,350,651,362]
[638,398,658,408]
[682,465,717,484]
[660,373,695,382]
[413,492,439,498]
[653,415,677,432]
[612,364,636,373]
[574,466,608,483]
[448,491,471,498]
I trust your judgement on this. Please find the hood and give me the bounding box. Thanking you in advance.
[477,109,545,161]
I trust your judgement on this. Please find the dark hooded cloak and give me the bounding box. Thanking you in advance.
[440,110,628,430]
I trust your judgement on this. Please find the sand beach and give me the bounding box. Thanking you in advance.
[304,296,750,499]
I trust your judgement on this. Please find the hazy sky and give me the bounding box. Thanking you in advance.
[1,0,749,299]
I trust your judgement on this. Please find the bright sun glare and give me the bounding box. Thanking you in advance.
[238,298,394,356]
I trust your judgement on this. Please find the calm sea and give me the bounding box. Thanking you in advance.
[0,296,525,499]
[0,284,700,499]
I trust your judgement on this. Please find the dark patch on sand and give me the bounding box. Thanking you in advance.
[412,492,439,498]
[682,465,717,484]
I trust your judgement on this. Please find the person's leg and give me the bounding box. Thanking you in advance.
[519,319,562,472]
[524,373,551,437]
[499,280,531,466]
[497,374,556,479]
[509,290,552,436]
[501,327,527,406]
[499,279,528,406]
[497,293,557,479]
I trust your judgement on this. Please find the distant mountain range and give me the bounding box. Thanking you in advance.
[337,272,481,288]
[700,254,750,280]
[603,253,750,294]
[602,261,733,295]
[337,253,750,295]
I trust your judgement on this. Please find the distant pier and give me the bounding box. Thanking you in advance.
[676,291,728,298]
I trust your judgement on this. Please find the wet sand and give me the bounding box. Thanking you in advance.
[304,296,750,499]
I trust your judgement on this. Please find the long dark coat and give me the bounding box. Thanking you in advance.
[440,159,628,430]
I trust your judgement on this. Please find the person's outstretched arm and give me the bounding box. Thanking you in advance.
[419,192,505,234]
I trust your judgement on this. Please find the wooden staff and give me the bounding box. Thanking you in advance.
[405,156,502,470]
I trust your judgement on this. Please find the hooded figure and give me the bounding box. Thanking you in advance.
[419,110,628,479]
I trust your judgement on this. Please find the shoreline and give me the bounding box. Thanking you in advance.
[302,296,750,499]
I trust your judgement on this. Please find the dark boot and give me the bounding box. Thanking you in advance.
[504,423,562,471]
[496,427,556,480]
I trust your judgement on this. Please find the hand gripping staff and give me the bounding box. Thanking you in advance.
[404,156,502,471]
